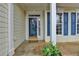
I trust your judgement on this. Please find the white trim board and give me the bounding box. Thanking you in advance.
[25,10,43,40]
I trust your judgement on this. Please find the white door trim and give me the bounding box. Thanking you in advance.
[28,16,40,38]
[25,11,42,40]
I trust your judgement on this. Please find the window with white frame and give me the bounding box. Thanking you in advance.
[71,12,76,35]
[56,11,78,36]
[77,13,79,34]
[56,13,62,35]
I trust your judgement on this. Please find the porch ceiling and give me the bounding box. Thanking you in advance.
[57,3,79,8]
[17,3,50,11]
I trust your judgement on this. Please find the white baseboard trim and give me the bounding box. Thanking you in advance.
[57,39,79,42]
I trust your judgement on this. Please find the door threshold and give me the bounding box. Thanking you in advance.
[28,40,38,42]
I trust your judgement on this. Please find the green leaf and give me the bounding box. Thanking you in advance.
[42,42,62,56]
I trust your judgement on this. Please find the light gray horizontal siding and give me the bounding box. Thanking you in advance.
[0,3,8,56]
[14,5,25,49]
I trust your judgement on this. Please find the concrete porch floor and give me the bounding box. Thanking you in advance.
[14,41,44,56]
[57,42,79,56]
[14,41,79,56]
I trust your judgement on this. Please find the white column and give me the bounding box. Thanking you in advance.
[8,3,14,56]
[50,3,56,45]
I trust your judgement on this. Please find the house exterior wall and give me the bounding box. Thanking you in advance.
[45,6,79,42]
[25,6,50,40]
[0,4,8,55]
[13,4,26,49]
[56,7,79,42]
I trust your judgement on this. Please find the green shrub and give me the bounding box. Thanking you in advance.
[42,42,62,56]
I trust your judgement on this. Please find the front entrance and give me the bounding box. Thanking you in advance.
[29,18,37,36]
[29,15,40,41]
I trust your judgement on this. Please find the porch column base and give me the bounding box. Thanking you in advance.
[8,48,15,56]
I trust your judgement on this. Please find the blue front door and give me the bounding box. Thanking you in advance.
[29,18,37,36]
